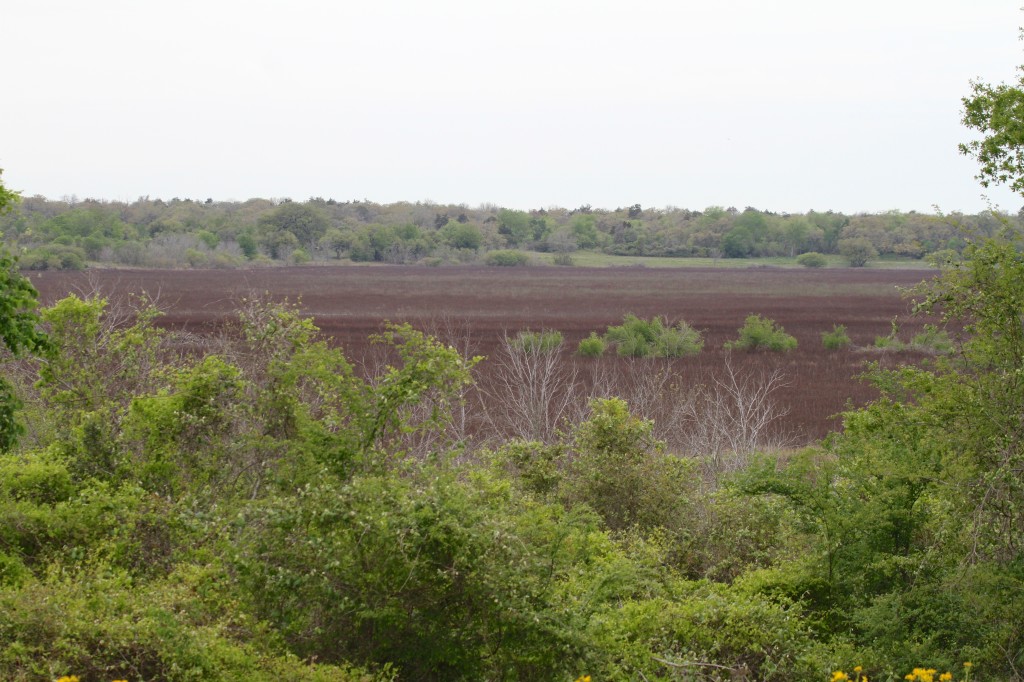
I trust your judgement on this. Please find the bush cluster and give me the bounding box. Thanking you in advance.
[604,314,704,358]
[485,249,530,266]
[725,314,798,352]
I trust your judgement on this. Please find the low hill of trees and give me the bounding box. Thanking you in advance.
[1,193,1010,269]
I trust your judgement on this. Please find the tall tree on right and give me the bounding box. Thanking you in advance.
[960,64,1024,195]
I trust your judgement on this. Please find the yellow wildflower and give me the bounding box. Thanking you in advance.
[940,674,952,682]
[832,672,850,682]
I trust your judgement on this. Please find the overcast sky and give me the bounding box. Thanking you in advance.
[2,1,1023,214]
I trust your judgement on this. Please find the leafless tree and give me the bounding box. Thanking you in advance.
[479,332,582,444]
[678,353,792,479]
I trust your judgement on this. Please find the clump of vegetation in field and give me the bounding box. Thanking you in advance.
[485,249,530,266]
[577,331,606,357]
[604,314,703,358]
[873,321,954,354]
[725,314,798,352]
[839,237,879,267]
[553,252,575,266]
[821,324,851,349]
[512,329,563,353]
[797,252,828,268]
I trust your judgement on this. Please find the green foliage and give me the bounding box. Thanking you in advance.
[576,331,606,357]
[797,251,828,268]
[237,231,259,260]
[604,313,703,358]
[725,314,797,352]
[19,244,87,270]
[821,324,851,350]
[873,322,953,354]
[440,221,482,250]
[960,74,1024,195]
[496,208,533,245]
[237,466,600,680]
[838,237,879,267]
[258,201,329,252]
[0,566,380,681]
[566,398,697,533]
[0,240,50,451]
[587,583,819,681]
[485,249,530,266]
[512,329,563,354]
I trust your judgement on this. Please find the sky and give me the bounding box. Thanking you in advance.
[2,0,1023,214]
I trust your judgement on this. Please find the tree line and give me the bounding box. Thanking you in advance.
[0,191,1012,269]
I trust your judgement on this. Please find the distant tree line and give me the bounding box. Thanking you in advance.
[0,193,1013,269]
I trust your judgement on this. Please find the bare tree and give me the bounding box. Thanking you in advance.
[480,331,581,443]
[679,353,792,479]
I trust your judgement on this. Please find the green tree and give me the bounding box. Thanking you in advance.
[259,202,329,253]
[496,208,532,246]
[0,171,50,451]
[440,221,482,250]
[960,71,1024,194]
[838,237,878,267]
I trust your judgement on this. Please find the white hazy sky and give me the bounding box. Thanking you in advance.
[2,1,1023,214]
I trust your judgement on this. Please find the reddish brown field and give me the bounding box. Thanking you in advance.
[28,264,939,444]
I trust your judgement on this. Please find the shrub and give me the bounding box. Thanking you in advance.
[725,314,797,352]
[838,238,879,267]
[512,329,563,354]
[21,245,86,270]
[553,252,575,266]
[604,314,703,358]
[796,252,827,268]
[925,248,960,268]
[822,324,851,350]
[577,332,606,357]
[873,323,953,354]
[485,249,530,266]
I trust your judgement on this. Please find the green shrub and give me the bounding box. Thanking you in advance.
[604,314,703,358]
[822,324,851,350]
[725,314,797,352]
[796,252,827,268]
[485,249,530,266]
[21,245,86,270]
[553,252,575,266]
[910,325,954,353]
[512,329,563,353]
[838,238,879,267]
[577,331,606,357]
[874,324,953,354]
[925,248,960,267]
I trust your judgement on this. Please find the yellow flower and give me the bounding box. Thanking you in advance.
[55,677,80,682]
[963,662,972,668]
[854,666,863,673]
[940,674,952,682]
[833,672,851,682]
